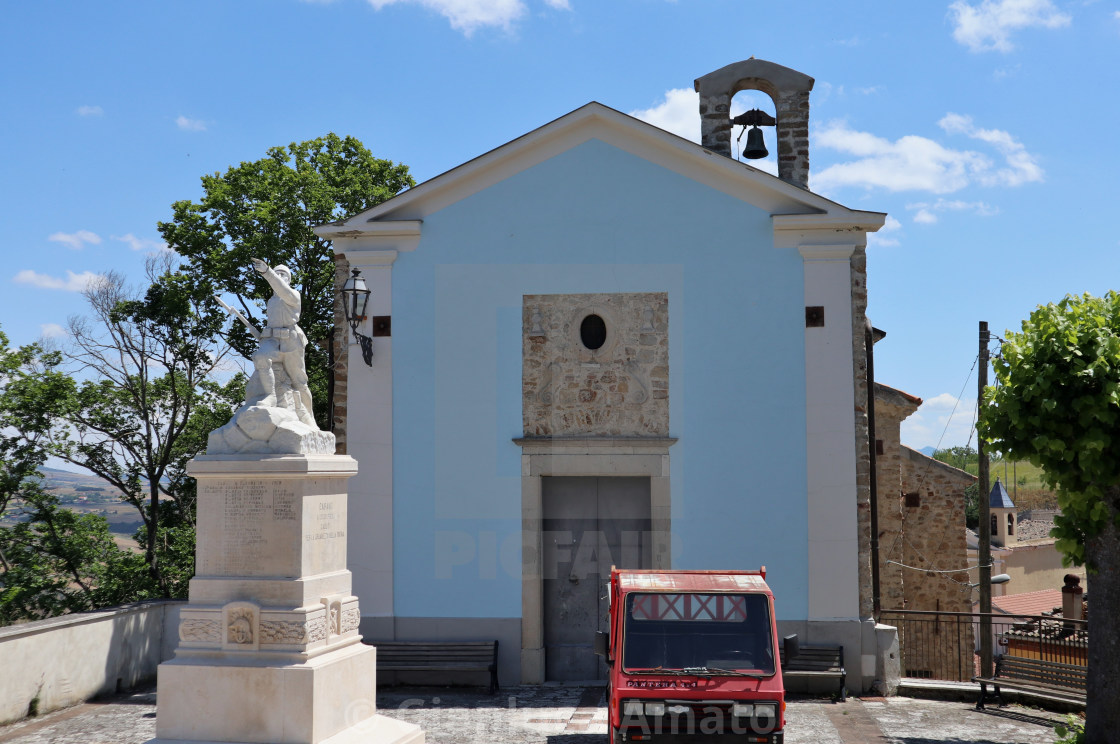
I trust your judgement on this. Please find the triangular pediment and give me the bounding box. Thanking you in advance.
[320,102,883,234]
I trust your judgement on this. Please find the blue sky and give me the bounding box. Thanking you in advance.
[2,0,1117,451]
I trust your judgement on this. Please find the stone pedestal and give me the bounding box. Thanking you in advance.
[152,454,421,744]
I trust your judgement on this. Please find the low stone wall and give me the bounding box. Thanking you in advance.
[0,600,183,724]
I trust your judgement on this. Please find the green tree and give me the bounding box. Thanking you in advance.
[158,133,414,428]
[933,445,978,471]
[0,484,149,625]
[979,291,1120,744]
[0,255,235,596]
[963,482,980,530]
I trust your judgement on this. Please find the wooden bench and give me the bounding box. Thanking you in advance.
[972,654,1086,710]
[370,640,499,694]
[779,635,846,701]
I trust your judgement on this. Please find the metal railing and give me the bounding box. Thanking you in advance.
[879,610,1088,682]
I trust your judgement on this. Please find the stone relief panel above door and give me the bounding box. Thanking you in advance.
[523,293,668,437]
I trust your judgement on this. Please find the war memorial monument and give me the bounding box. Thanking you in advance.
[150,260,422,744]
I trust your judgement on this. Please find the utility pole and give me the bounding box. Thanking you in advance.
[978,321,993,680]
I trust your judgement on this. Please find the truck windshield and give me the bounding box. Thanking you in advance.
[622,592,775,675]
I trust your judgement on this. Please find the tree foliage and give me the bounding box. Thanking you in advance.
[0,484,150,624]
[157,133,414,428]
[980,292,1120,568]
[932,445,978,471]
[979,291,1120,744]
[0,255,238,597]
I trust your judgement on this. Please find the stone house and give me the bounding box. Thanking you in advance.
[318,59,892,688]
[873,382,975,679]
[873,382,975,614]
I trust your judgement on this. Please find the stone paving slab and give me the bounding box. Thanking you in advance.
[0,685,1068,744]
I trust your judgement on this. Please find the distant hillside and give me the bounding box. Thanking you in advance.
[34,468,144,540]
[918,446,937,457]
[40,467,119,497]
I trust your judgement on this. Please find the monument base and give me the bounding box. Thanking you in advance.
[153,643,421,744]
[153,454,422,744]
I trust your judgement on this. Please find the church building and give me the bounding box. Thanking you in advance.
[318,59,890,689]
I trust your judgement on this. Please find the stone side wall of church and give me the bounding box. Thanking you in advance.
[898,452,973,614]
[898,451,975,679]
[522,292,668,437]
[874,397,909,612]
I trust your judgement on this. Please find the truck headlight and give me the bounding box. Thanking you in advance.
[644,702,666,716]
[622,701,645,717]
[753,703,777,719]
[732,703,755,717]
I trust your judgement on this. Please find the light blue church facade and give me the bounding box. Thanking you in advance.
[319,60,890,689]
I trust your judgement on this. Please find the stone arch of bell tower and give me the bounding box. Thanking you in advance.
[694,58,814,189]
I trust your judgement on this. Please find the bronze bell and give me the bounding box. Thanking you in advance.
[742,125,768,159]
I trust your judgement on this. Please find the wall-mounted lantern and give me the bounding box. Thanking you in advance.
[340,268,373,367]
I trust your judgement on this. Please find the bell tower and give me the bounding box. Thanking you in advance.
[694,58,814,189]
[989,478,1017,547]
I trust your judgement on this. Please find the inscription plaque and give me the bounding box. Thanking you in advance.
[199,479,298,576]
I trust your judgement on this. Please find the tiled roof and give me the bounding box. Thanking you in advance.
[989,478,1015,509]
[992,588,1061,616]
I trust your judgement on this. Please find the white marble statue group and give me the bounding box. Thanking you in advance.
[206,258,335,456]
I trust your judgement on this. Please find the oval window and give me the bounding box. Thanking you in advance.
[580,314,607,350]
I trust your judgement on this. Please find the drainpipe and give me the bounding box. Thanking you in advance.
[866,319,881,620]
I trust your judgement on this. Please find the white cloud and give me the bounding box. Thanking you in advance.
[901,392,979,451]
[907,198,999,225]
[14,270,105,292]
[40,323,68,339]
[364,0,569,35]
[993,63,1021,79]
[76,105,103,117]
[938,113,1042,186]
[629,88,700,143]
[950,0,1071,52]
[867,215,902,247]
[48,230,102,250]
[814,122,988,193]
[114,233,169,253]
[813,114,1041,195]
[176,115,207,131]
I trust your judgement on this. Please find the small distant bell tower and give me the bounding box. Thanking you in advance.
[694,58,814,189]
[989,478,1017,547]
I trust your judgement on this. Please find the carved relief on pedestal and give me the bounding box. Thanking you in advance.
[223,602,260,650]
[180,619,222,644]
[523,293,669,437]
[342,606,361,634]
[308,617,328,643]
[258,620,308,645]
[324,598,343,638]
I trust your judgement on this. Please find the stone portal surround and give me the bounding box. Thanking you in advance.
[514,437,675,684]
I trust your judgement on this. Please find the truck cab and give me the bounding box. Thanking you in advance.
[596,568,785,743]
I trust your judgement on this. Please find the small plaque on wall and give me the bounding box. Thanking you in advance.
[371,316,391,337]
